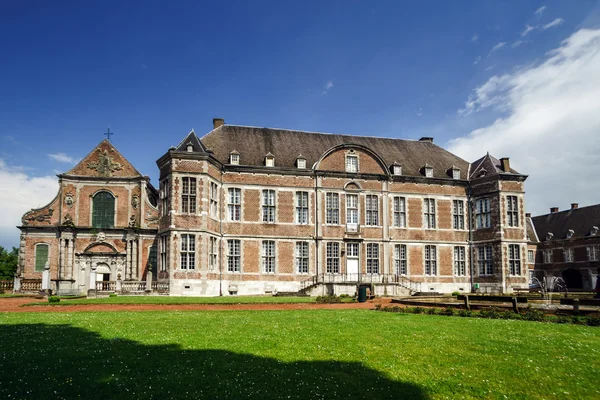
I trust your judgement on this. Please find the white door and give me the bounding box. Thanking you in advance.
[346,243,359,281]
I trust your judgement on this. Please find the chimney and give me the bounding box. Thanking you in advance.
[213,118,225,129]
[500,157,510,172]
[571,203,579,210]
[525,213,531,218]
[419,137,434,143]
[550,207,559,213]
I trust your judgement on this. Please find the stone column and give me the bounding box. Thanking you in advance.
[126,240,132,280]
[116,273,122,293]
[67,237,74,279]
[89,264,97,296]
[146,264,153,292]
[42,261,51,294]
[59,238,65,279]
[132,239,138,280]
[13,274,21,292]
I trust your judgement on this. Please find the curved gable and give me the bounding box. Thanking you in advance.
[316,145,389,175]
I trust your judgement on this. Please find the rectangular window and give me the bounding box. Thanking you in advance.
[262,189,276,223]
[228,188,241,221]
[181,177,197,214]
[296,242,309,274]
[209,236,218,270]
[475,198,491,229]
[564,248,574,263]
[478,245,493,275]
[543,250,553,264]
[326,242,340,274]
[366,243,379,274]
[346,194,358,225]
[528,250,534,263]
[453,200,465,230]
[454,246,466,276]
[393,197,406,228]
[159,235,167,271]
[180,234,195,270]
[394,244,407,275]
[507,196,519,227]
[230,153,239,165]
[452,169,460,180]
[148,244,157,271]
[297,159,306,169]
[210,182,218,218]
[588,246,599,261]
[262,241,275,273]
[346,242,359,257]
[423,198,436,229]
[346,155,358,173]
[509,244,521,275]
[160,178,170,217]
[227,240,241,272]
[296,191,309,224]
[326,193,339,224]
[424,245,437,275]
[35,244,49,272]
[365,195,379,226]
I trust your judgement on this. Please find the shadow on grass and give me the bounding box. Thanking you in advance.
[0,324,428,399]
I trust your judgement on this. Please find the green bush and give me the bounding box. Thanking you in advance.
[426,307,437,315]
[338,294,351,299]
[571,316,586,325]
[585,316,600,327]
[521,308,545,322]
[458,309,472,318]
[442,307,454,316]
[316,295,341,304]
[48,296,60,304]
[412,307,425,314]
[451,291,460,297]
[556,316,571,324]
[109,293,118,298]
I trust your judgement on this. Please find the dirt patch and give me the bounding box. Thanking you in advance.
[0,297,392,313]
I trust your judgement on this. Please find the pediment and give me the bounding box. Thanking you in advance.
[63,139,143,178]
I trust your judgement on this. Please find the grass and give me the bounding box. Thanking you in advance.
[25,295,316,306]
[1,310,598,399]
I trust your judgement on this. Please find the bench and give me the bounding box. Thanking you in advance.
[457,295,528,313]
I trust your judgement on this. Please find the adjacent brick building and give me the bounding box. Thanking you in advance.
[17,119,531,295]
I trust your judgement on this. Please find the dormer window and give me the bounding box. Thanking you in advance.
[452,167,460,180]
[230,151,240,165]
[186,142,194,152]
[346,153,358,173]
[423,164,433,178]
[391,163,402,176]
[546,232,554,241]
[296,155,306,169]
[265,153,275,167]
[591,226,599,236]
[566,229,574,239]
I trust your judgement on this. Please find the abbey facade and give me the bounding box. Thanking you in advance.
[17,118,531,296]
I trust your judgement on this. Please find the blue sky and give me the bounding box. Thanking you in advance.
[1,1,600,248]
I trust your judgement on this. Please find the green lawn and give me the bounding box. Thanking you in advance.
[1,310,598,399]
[26,295,316,306]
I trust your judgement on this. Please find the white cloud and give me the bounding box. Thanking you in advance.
[489,42,507,54]
[471,34,479,43]
[512,40,524,48]
[521,24,537,37]
[534,6,547,16]
[542,18,564,30]
[451,29,600,215]
[0,159,59,248]
[321,80,334,96]
[48,152,76,164]
[473,56,482,65]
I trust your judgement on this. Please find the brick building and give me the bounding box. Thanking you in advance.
[17,119,531,296]
[527,204,600,290]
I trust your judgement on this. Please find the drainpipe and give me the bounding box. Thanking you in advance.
[313,171,319,285]
[467,186,474,292]
[219,166,224,296]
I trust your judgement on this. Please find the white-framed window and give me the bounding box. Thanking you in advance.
[509,244,521,275]
[297,158,306,169]
[228,188,241,221]
[296,242,309,274]
[393,165,402,176]
[454,246,466,276]
[366,243,379,274]
[326,193,339,224]
[453,200,465,230]
[588,246,599,261]
[394,244,407,275]
[296,191,309,224]
[347,242,359,257]
[564,248,574,262]
[425,166,433,178]
[159,235,167,272]
[424,245,437,275]
[230,153,239,165]
[475,198,491,229]
[393,197,406,228]
[543,250,553,264]
[346,155,358,173]
[365,195,378,226]
[227,240,241,272]
[507,196,519,227]
[423,198,436,229]
[452,169,460,180]
[528,250,534,263]
[181,177,197,214]
[346,194,359,225]
[210,182,218,218]
[262,189,276,223]
[262,240,275,273]
[160,178,170,217]
[326,242,340,274]
[34,243,49,273]
[265,155,275,167]
[478,245,493,275]
[209,236,218,270]
[180,234,195,270]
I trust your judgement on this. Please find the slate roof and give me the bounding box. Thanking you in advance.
[526,218,539,243]
[530,204,600,241]
[175,130,207,153]
[200,124,471,179]
[469,153,522,179]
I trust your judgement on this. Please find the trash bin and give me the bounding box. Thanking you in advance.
[358,286,367,303]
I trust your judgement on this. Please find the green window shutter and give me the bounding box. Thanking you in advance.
[92,192,115,229]
[35,245,49,272]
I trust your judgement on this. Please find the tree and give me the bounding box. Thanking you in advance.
[0,246,18,280]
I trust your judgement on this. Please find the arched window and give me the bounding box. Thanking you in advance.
[35,244,49,272]
[92,191,115,228]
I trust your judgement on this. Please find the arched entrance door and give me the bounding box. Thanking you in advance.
[562,268,583,289]
[96,263,111,282]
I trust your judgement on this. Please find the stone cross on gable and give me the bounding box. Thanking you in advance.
[104,128,114,141]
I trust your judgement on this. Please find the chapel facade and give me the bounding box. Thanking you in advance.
[17,118,531,296]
